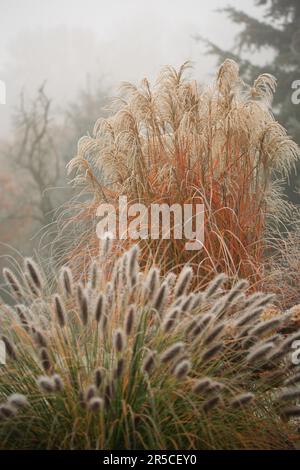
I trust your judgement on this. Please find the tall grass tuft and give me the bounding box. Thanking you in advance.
[65,60,299,290]
[0,242,298,449]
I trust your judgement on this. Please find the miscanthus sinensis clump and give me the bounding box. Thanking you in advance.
[0,242,299,449]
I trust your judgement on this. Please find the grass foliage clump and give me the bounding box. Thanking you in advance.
[0,239,299,449]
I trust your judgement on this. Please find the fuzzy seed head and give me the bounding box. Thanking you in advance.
[173,359,191,380]
[160,342,185,363]
[113,329,126,353]
[54,294,66,327]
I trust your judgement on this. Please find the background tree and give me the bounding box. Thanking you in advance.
[195,0,300,202]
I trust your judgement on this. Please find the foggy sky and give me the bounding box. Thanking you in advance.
[0,0,260,138]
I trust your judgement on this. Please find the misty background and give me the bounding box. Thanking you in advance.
[0,0,261,138]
